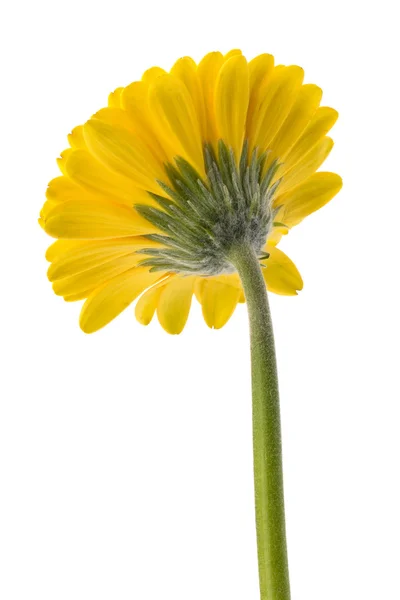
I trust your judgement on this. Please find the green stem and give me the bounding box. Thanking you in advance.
[230,244,291,600]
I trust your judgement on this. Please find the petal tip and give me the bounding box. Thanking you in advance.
[79,311,97,334]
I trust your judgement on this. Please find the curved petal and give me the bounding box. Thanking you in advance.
[52,253,144,298]
[142,66,167,85]
[64,291,92,302]
[277,136,334,194]
[121,81,147,116]
[92,107,137,133]
[42,176,103,219]
[262,245,303,295]
[268,84,322,164]
[47,237,155,281]
[267,225,288,247]
[157,275,195,334]
[92,108,168,174]
[246,53,275,133]
[148,74,204,174]
[120,82,168,164]
[40,176,88,221]
[46,176,85,202]
[224,49,242,60]
[248,54,275,98]
[80,267,162,333]
[274,172,343,228]
[66,149,153,206]
[197,51,224,145]
[282,106,338,173]
[108,87,124,108]
[57,149,72,176]
[198,276,241,329]
[44,199,156,239]
[248,65,304,152]
[68,126,86,150]
[135,287,162,325]
[83,119,165,192]
[45,239,88,262]
[170,56,206,139]
[135,276,174,325]
[215,55,249,162]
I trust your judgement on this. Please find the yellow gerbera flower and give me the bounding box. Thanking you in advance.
[39,49,342,600]
[39,49,342,335]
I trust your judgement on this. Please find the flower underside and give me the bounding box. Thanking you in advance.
[137,140,281,276]
[39,49,343,334]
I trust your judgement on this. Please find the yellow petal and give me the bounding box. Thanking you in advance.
[52,253,143,298]
[199,276,241,329]
[282,106,338,173]
[246,53,274,131]
[45,239,90,262]
[90,110,167,184]
[120,82,168,164]
[195,273,241,299]
[277,136,334,194]
[248,53,275,96]
[64,292,90,302]
[46,176,79,201]
[44,199,156,239]
[262,245,303,295]
[220,273,242,288]
[274,172,343,228]
[66,149,153,206]
[268,84,322,164]
[83,119,165,192]
[135,286,163,325]
[92,107,137,134]
[224,49,242,60]
[57,149,72,176]
[249,66,304,153]
[80,267,162,333]
[170,56,206,139]
[108,87,124,108]
[215,55,249,161]
[68,126,86,150]
[142,66,167,85]
[148,74,204,174]
[121,82,148,119]
[47,237,154,281]
[135,276,173,325]
[40,199,59,220]
[193,277,203,304]
[157,275,195,334]
[42,176,98,219]
[267,225,288,247]
[197,51,224,145]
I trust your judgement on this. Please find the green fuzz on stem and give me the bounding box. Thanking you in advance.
[230,244,291,600]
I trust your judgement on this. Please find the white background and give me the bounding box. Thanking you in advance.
[1,1,399,598]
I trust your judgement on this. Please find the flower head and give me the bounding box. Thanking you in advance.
[40,49,342,334]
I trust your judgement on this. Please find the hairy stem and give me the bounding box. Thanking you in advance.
[230,244,291,600]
